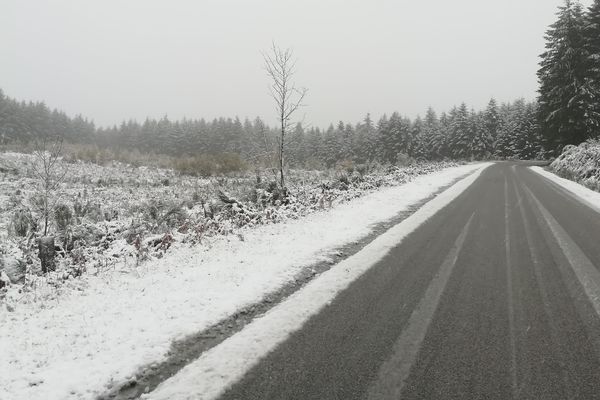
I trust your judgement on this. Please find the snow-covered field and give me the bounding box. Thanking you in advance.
[0,154,481,400]
[0,151,459,304]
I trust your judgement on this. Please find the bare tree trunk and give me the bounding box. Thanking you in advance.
[39,236,56,273]
[280,123,285,188]
[43,192,49,236]
[263,43,307,191]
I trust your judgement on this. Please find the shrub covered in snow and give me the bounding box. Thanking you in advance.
[550,139,600,192]
[0,150,459,307]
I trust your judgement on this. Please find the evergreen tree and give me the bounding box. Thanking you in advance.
[342,123,355,161]
[495,102,516,158]
[584,0,600,135]
[448,103,472,158]
[362,113,379,163]
[516,102,544,159]
[288,123,306,166]
[353,114,373,164]
[375,115,390,163]
[305,127,324,169]
[411,116,428,160]
[470,111,491,159]
[508,100,527,159]
[484,98,500,149]
[538,0,590,153]
[168,121,187,155]
[0,90,21,145]
[141,118,159,153]
[417,107,438,160]
[386,113,406,161]
[430,112,449,159]
[322,124,339,167]
[157,115,173,154]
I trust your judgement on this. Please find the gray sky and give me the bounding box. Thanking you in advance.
[1,0,593,129]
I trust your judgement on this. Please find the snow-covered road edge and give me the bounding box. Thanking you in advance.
[145,163,491,400]
[0,162,489,400]
[530,166,600,213]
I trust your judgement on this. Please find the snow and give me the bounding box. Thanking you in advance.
[0,150,461,301]
[548,139,600,192]
[146,163,491,400]
[0,162,488,400]
[530,166,600,213]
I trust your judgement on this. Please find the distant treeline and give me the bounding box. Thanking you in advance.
[93,98,544,165]
[2,0,600,174]
[0,89,542,172]
[0,90,95,146]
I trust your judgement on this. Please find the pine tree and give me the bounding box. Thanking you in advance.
[399,116,413,157]
[342,123,355,161]
[168,121,187,155]
[448,103,472,159]
[507,100,528,159]
[362,113,380,163]
[386,112,411,161]
[417,107,438,160]
[288,123,306,166]
[375,115,390,163]
[334,121,349,163]
[411,116,428,160]
[538,0,590,153]
[323,124,339,167]
[470,111,491,159]
[430,112,449,159]
[0,90,19,145]
[484,98,500,151]
[140,118,158,153]
[516,102,544,159]
[157,115,173,154]
[306,127,324,169]
[584,0,600,135]
[494,103,514,159]
[353,114,373,164]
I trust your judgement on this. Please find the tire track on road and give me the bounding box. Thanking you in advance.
[366,213,475,399]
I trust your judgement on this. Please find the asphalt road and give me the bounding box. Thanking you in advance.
[219,162,600,400]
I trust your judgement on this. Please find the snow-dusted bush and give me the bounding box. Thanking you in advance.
[73,198,85,218]
[54,203,73,232]
[550,140,600,191]
[0,150,460,306]
[140,199,188,232]
[0,242,27,285]
[10,208,32,237]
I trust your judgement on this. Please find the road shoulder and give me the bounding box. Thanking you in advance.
[529,166,600,214]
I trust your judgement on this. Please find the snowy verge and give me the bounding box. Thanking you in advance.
[146,163,491,400]
[0,162,488,400]
[547,139,600,192]
[530,166,600,213]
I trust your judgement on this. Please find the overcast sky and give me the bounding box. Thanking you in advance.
[1,0,593,129]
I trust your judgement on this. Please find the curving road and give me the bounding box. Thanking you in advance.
[217,163,600,400]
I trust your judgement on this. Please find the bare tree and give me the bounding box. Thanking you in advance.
[31,134,67,235]
[30,134,68,272]
[263,43,307,188]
